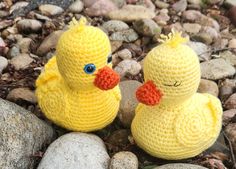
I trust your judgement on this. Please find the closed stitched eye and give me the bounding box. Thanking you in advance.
[107,54,112,64]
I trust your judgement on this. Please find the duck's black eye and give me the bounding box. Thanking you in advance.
[84,63,96,74]
[107,54,112,64]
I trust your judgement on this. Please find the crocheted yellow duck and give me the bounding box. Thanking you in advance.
[36,17,121,132]
[131,31,222,160]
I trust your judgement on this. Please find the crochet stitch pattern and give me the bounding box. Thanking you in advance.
[36,17,121,132]
[132,30,223,160]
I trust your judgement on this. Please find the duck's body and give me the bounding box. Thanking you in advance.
[36,56,121,132]
[36,18,121,132]
[132,93,222,160]
[131,31,223,160]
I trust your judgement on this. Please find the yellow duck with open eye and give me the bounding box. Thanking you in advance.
[131,31,223,160]
[36,17,121,132]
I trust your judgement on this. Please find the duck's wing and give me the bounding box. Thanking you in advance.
[174,93,222,148]
[112,85,121,102]
[36,56,66,125]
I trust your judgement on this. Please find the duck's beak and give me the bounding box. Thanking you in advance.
[94,66,120,90]
[136,80,163,106]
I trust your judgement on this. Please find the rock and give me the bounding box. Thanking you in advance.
[224,93,236,109]
[133,19,161,37]
[219,79,236,102]
[154,163,207,169]
[69,0,84,13]
[223,109,236,124]
[18,38,32,53]
[102,20,129,33]
[114,59,141,77]
[213,38,228,50]
[199,16,220,32]
[35,13,51,21]
[224,0,236,8]
[16,19,42,34]
[10,54,34,70]
[119,80,141,127]
[225,123,236,152]
[6,88,37,104]
[197,79,219,97]
[0,20,13,31]
[9,1,29,14]
[110,29,139,42]
[182,10,202,21]
[0,56,8,74]
[172,0,187,12]
[200,26,219,40]
[39,4,64,16]
[228,39,236,52]
[187,41,211,61]
[111,40,123,53]
[7,46,20,59]
[108,5,155,22]
[109,151,138,169]
[187,0,203,5]
[206,0,221,5]
[110,0,126,8]
[84,0,117,16]
[220,51,236,66]
[36,30,64,56]
[0,98,54,169]
[192,32,213,45]
[107,129,129,146]
[155,0,169,9]
[116,49,132,60]
[0,10,9,18]
[200,58,236,80]
[183,23,201,34]
[38,132,110,169]
[154,9,170,26]
[138,0,156,12]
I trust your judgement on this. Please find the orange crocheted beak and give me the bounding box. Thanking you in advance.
[94,66,120,90]
[136,80,162,106]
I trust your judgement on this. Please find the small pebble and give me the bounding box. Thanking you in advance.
[155,0,169,9]
[10,54,34,70]
[107,129,129,146]
[172,0,187,12]
[219,79,236,102]
[114,59,141,77]
[223,109,236,125]
[7,88,37,104]
[110,29,139,42]
[9,1,29,14]
[39,4,64,16]
[18,38,32,53]
[109,151,138,169]
[198,79,219,97]
[0,56,8,74]
[102,20,129,33]
[69,0,84,13]
[116,49,132,60]
[224,93,236,109]
[7,46,20,59]
[16,19,42,34]
[133,19,161,37]
[183,23,201,34]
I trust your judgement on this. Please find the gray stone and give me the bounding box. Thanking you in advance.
[183,23,201,34]
[10,54,34,70]
[69,0,84,13]
[102,20,129,33]
[200,58,236,80]
[197,79,219,97]
[133,19,161,37]
[219,79,236,102]
[39,4,64,16]
[7,46,20,59]
[9,1,29,14]
[220,51,236,66]
[108,5,155,22]
[110,0,126,8]
[192,32,213,45]
[0,98,54,169]
[114,59,141,77]
[119,80,142,127]
[154,163,207,169]
[18,38,32,53]
[154,9,170,26]
[187,41,211,61]
[0,10,9,18]
[7,88,37,104]
[37,132,110,169]
[110,29,139,42]
[224,0,236,8]
[16,19,42,34]
[155,0,169,9]
[182,10,202,21]
[172,0,187,12]
[116,49,132,60]
[224,93,236,109]
[0,56,8,74]
[223,109,236,124]
[37,30,64,56]
[228,39,236,53]
[109,151,138,169]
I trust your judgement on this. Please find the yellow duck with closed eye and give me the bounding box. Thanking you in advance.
[131,31,223,160]
[36,17,121,132]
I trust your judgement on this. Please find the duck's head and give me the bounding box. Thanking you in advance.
[56,17,119,91]
[136,31,201,106]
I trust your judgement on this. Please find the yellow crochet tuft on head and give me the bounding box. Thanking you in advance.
[131,31,223,160]
[36,17,121,132]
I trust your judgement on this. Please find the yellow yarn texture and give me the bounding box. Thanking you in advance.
[36,17,121,132]
[131,31,223,160]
